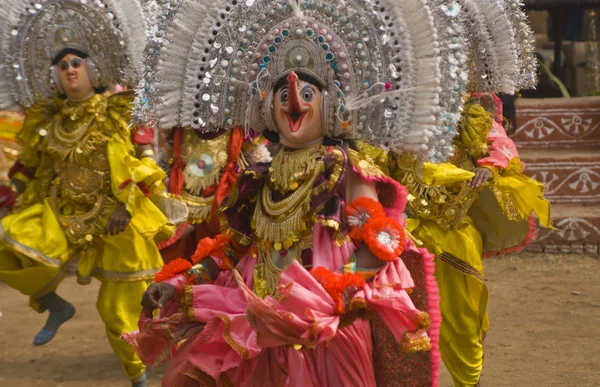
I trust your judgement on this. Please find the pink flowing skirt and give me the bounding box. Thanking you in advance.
[124,247,436,387]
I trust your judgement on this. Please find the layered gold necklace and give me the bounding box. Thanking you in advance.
[46,95,110,161]
[252,144,324,245]
[268,144,323,193]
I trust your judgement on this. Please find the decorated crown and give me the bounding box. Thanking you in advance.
[135,0,475,161]
[458,0,537,94]
[0,0,147,108]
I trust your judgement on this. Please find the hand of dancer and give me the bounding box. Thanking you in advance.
[105,204,132,236]
[142,282,177,311]
[470,167,493,189]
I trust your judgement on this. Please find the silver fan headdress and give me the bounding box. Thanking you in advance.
[427,1,470,161]
[458,0,537,94]
[136,0,472,160]
[504,0,537,90]
[0,0,147,108]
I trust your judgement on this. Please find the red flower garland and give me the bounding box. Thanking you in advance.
[362,217,405,261]
[344,197,386,240]
[345,196,406,261]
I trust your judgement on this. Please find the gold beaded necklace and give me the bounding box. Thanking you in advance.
[268,144,323,192]
[253,160,324,244]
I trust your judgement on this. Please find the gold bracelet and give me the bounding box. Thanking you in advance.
[186,263,214,285]
[140,149,155,159]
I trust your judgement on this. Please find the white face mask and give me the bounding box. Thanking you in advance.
[55,54,95,101]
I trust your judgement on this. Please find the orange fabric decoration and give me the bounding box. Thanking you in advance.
[154,258,192,282]
[190,234,232,265]
[310,267,366,315]
[362,217,405,261]
[153,234,232,282]
[211,127,243,218]
[167,127,186,195]
[345,197,386,240]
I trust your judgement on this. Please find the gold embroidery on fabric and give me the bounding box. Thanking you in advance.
[45,94,114,162]
[181,129,230,195]
[49,184,116,248]
[416,311,431,330]
[348,148,386,180]
[236,146,348,299]
[339,297,373,329]
[253,247,285,299]
[438,252,485,283]
[31,271,66,299]
[490,184,525,222]
[268,144,322,193]
[253,161,323,244]
[354,141,390,174]
[183,285,195,322]
[327,147,345,192]
[90,267,160,282]
[217,315,250,359]
[185,368,218,386]
[394,152,477,230]
[0,223,63,267]
[400,331,432,353]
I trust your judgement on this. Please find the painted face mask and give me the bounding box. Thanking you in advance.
[273,72,323,147]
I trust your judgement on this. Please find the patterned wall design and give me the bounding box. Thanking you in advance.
[513,97,600,148]
[512,97,600,253]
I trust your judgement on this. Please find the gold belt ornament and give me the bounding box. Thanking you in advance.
[48,184,115,247]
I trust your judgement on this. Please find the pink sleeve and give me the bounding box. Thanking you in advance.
[361,258,428,344]
[478,121,523,171]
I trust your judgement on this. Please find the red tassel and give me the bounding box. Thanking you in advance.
[167,127,186,195]
[8,160,34,180]
[0,186,16,209]
[211,127,243,218]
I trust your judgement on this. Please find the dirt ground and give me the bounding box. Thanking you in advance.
[1,252,599,387]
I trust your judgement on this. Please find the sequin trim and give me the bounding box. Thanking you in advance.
[0,223,63,267]
[182,285,195,322]
[400,331,432,353]
[438,252,484,283]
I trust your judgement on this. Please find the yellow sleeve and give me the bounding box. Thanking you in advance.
[490,158,553,229]
[105,94,172,240]
[16,101,53,170]
[458,102,493,160]
[354,141,392,175]
[420,162,475,186]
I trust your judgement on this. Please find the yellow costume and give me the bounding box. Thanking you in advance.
[0,112,23,183]
[0,92,171,382]
[365,95,553,387]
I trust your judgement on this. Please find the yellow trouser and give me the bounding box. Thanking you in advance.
[0,201,161,381]
[0,202,68,307]
[96,279,151,382]
[408,217,489,387]
[435,258,488,387]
